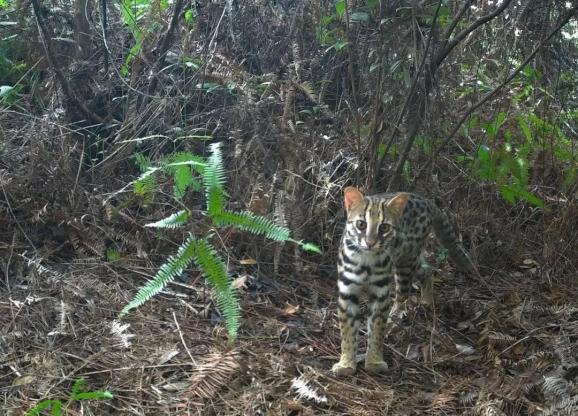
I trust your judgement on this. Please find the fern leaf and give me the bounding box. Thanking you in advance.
[145,210,190,229]
[164,152,204,199]
[135,153,152,172]
[119,233,198,317]
[296,240,322,253]
[133,174,157,202]
[213,210,291,241]
[190,238,240,340]
[204,143,228,215]
[187,350,241,400]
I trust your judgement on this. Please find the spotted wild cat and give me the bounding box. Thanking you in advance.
[333,187,476,376]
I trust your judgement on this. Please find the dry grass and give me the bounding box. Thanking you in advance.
[2,240,578,415]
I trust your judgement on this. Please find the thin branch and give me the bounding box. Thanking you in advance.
[442,0,474,44]
[145,0,186,99]
[100,0,109,74]
[415,7,578,181]
[385,0,444,191]
[435,0,513,67]
[30,0,105,125]
[370,0,443,190]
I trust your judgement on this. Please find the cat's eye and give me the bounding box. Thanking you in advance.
[379,223,391,234]
[356,220,367,230]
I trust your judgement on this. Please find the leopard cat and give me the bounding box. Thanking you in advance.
[332,186,476,377]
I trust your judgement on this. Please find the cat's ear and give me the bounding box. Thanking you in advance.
[344,187,364,212]
[387,193,410,218]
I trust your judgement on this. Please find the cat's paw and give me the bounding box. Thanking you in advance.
[332,361,356,377]
[364,360,388,374]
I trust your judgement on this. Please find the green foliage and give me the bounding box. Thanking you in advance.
[145,210,190,229]
[122,143,320,341]
[184,7,197,26]
[25,379,113,416]
[0,84,20,105]
[106,247,121,262]
[213,210,291,241]
[315,0,366,52]
[120,233,199,319]
[133,153,156,203]
[457,62,578,208]
[166,152,203,199]
[133,152,204,201]
[189,237,240,338]
[204,143,228,215]
[119,233,240,337]
[120,0,167,75]
[460,106,578,207]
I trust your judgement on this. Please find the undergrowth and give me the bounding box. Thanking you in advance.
[120,143,320,341]
[25,379,113,416]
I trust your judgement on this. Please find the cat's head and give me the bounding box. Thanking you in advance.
[342,187,408,251]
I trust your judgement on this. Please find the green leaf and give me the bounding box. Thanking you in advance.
[204,143,228,216]
[71,391,114,401]
[297,241,321,253]
[213,210,291,241]
[335,0,346,17]
[184,9,196,24]
[499,185,516,204]
[331,39,349,52]
[515,189,544,207]
[25,400,62,416]
[71,378,86,396]
[402,160,411,182]
[477,145,491,163]
[145,210,190,229]
[119,234,199,317]
[190,238,240,340]
[164,152,204,199]
[106,247,121,262]
[517,117,532,143]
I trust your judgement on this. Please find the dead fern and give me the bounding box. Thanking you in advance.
[185,350,242,400]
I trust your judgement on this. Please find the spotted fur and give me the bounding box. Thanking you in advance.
[332,187,475,376]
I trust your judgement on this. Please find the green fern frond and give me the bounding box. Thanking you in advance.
[135,153,152,172]
[204,143,228,215]
[145,210,190,228]
[164,152,204,199]
[120,233,240,340]
[214,210,291,241]
[119,233,198,318]
[190,238,240,340]
[134,174,157,202]
[167,152,205,174]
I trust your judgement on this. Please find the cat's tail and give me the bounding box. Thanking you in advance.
[431,204,477,273]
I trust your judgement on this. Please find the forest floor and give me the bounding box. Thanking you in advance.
[3,246,578,415]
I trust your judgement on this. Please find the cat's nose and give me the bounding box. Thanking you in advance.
[366,239,377,247]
